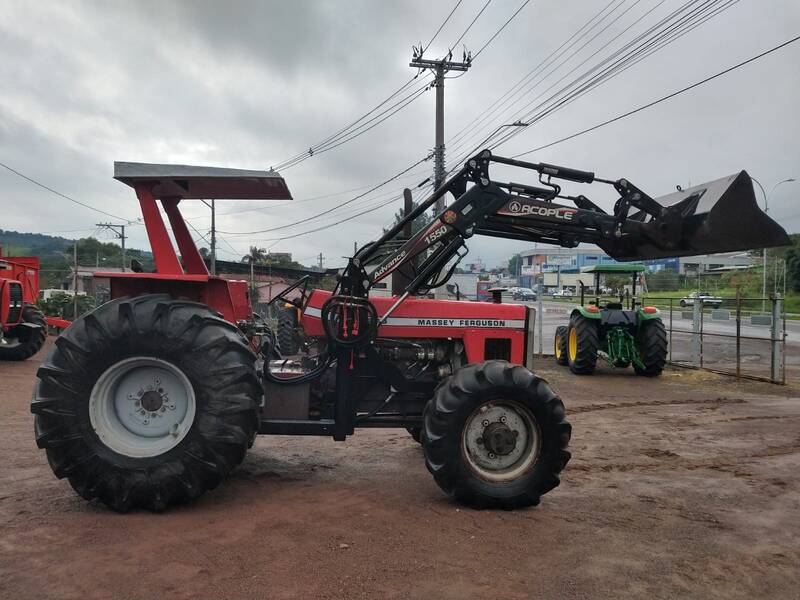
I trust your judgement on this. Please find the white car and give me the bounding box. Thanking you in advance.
[551,289,573,299]
[679,291,722,308]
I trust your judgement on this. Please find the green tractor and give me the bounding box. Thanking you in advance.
[553,264,667,376]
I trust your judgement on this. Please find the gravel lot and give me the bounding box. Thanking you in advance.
[2,338,799,600]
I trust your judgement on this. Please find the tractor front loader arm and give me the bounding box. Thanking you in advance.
[341,149,789,306]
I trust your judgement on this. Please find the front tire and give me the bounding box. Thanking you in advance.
[567,315,599,375]
[0,304,47,361]
[554,325,568,365]
[634,319,667,377]
[31,294,260,512]
[423,361,571,509]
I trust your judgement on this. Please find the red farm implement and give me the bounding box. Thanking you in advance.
[0,248,68,361]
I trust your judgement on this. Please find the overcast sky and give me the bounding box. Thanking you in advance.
[1,0,798,268]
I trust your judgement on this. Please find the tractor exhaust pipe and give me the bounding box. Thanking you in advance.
[599,171,791,260]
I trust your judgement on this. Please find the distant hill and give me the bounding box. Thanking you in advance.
[0,229,153,288]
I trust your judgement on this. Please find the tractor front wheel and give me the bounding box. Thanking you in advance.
[566,315,599,375]
[554,325,568,366]
[634,318,667,377]
[31,294,261,512]
[0,304,47,361]
[423,361,571,509]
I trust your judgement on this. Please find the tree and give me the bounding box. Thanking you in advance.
[242,246,266,264]
[508,254,522,276]
[787,246,800,292]
[385,200,432,236]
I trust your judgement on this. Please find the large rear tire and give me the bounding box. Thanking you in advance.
[0,304,47,361]
[567,315,599,375]
[276,305,301,356]
[634,318,667,377]
[554,325,568,366]
[31,294,260,512]
[423,361,571,509]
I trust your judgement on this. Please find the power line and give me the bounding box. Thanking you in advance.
[269,1,470,172]
[450,0,493,50]
[512,34,800,157]
[260,182,436,247]
[471,0,531,61]
[218,153,433,235]
[0,161,137,222]
[449,0,739,162]
[423,0,464,53]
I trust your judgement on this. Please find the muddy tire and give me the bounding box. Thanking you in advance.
[423,361,571,509]
[276,305,301,356]
[407,427,423,444]
[567,315,599,375]
[554,325,568,365]
[634,318,667,377]
[0,304,47,361]
[31,294,260,512]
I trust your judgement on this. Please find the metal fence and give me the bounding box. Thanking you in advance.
[644,295,787,384]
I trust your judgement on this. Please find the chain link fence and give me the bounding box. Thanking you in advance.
[643,295,787,384]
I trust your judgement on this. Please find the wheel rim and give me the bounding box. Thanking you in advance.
[568,327,577,361]
[89,357,196,458]
[461,400,540,483]
[554,333,562,359]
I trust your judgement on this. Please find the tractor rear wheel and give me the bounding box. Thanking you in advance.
[407,427,423,444]
[423,361,571,509]
[567,315,599,375]
[554,325,568,365]
[276,305,301,356]
[0,304,47,361]
[634,318,667,377]
[31,294,261,512]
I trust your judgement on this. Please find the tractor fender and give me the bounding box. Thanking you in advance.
[571,306,601,320]
[636,307,662,321]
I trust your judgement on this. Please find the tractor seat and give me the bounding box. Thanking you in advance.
[605,302,623,310]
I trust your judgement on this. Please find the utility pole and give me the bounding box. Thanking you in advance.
[95,223,127,271]
[72,242,78,319]
[318,252,324,270]
[409,51,471,215]
[210,200,216,275]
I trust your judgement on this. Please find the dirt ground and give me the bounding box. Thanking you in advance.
[2,339,799,600]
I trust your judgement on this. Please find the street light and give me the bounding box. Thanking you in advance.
[750,176,796,312]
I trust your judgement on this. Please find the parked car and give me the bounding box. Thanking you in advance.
[679,291,722,308]
[512,287,537,301]
[551,289,573,299]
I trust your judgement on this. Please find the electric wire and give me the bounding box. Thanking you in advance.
[510,34,800,157]
[0,161,138,223]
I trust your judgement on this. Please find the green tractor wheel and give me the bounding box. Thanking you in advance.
[567,315,599,375]
[634,318,667,377]
[554,325,568,366]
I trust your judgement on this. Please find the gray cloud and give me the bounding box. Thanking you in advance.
[1,0,799,267]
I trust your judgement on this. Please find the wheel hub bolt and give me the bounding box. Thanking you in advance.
[488,452,496,459]
[500,415,507,424]
[482,419,490,427]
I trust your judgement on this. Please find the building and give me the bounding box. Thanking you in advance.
[518,246,756,291]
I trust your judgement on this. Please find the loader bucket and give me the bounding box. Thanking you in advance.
[600,170,791,261]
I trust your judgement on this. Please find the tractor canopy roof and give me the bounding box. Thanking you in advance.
[580,263,646,274]
[114,162,292,200]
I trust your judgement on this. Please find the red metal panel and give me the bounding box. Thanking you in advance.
[104,273,250,323]
[301,290,528,364]
[135,184,182,275]
[162,197,209,275]
[0,254,40,304]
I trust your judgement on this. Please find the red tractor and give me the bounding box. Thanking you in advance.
[0,248,68,361]
[31,152,789,511]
